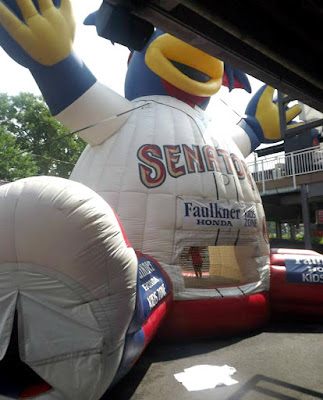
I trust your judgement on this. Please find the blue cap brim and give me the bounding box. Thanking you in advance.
[84,11,97,26]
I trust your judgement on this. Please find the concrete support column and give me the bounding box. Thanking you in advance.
[300,185,312,249]
[276,221,282,239]
[290,223,296,241]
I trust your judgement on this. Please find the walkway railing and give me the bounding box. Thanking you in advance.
[247,145,323,191]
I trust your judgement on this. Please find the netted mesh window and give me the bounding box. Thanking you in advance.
[178,245,259,289]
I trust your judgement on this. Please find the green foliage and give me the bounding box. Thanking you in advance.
[312,236,323,245]
[266,221,277,238]
[0,92,86,179]
[0,127,38,180]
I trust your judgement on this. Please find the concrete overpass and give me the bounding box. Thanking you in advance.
[249,146,323,251]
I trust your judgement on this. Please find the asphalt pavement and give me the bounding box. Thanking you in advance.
[105,321,323,400]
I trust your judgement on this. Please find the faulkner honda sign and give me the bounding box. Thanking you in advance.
[181,199,258,229]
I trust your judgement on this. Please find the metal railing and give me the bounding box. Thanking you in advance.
[247,145,323,191]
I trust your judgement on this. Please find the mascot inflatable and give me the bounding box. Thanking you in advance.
[1,0,319,399]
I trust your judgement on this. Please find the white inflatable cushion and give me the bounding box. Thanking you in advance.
[0,176,138,400]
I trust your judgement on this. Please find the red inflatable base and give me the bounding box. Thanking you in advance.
[270,248,323,320]
[158,292,270,340]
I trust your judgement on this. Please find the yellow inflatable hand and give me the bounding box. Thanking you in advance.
[0,0,75,66]
[249,85,302,141]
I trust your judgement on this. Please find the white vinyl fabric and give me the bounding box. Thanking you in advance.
[0,177,138,400]
[61,86,270,299]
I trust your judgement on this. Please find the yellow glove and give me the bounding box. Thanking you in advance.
[252,86,302,140]
[242,85,302,146]
[0,0,75,66]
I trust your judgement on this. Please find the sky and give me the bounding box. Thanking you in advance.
[0,0,265,158]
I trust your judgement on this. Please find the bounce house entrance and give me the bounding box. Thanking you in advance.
[0,312,52,399]
[179,245,260,289]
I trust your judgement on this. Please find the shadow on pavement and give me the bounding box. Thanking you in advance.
[103,333,252,400]
[227,375,323,400]
[265,320,323,334]
[102,321,323,400]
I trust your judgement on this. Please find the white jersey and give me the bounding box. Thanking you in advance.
[58,83,270,299]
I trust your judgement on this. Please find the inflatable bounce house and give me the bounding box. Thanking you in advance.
[0,0,322,399]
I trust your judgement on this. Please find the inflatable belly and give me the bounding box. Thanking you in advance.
[70,95,270,336]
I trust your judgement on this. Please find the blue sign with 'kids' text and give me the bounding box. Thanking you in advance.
[285,256,323,284]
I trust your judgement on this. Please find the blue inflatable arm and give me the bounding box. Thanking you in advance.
[0,0,96,115]
[238,85,302,151]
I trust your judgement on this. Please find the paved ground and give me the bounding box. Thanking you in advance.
[105,321,323,400]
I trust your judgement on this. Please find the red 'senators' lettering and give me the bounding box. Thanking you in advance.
[137,145,166,188]
[164,145,186,178]
[138,143,254,189]
[216,149,233,175]
[183,145,205,173]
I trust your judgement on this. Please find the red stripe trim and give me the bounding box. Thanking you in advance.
[158,293,270,339]
[142,294,173,345]
[270,248,319,265]
[112,209,132,248]
[19,383,52,398]
[270,248,321,266]
[270,248,319,255]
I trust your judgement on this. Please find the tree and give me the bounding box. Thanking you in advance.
[0,92,86,179]
[0,127,38,181]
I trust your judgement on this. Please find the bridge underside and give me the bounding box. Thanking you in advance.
[105,0,323,112]
[257,174,323,252]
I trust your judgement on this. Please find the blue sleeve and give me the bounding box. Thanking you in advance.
[0,0,96,115]
[31,51,97,116]
[238,85,269,151]
[238,118,262,152]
